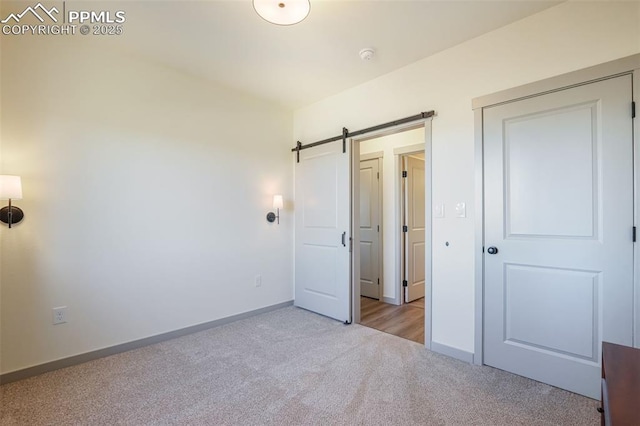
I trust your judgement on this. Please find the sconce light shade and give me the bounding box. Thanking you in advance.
[0,175,24,228]
[0,175,22,200]
[273,194,284,210]
[267,194,283,224]
[253,0,310,26]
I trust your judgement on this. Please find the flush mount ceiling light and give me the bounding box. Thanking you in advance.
[253,0,310,26]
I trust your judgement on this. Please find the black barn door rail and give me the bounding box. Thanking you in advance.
[292,111,435,162]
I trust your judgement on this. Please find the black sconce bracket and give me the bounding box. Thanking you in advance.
[0,206,24,228]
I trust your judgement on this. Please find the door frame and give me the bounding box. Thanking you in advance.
[359,153,384,301]
[472,54,640,366]
[351,118,434,349]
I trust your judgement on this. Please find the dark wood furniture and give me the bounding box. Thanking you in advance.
[601,342,640,425]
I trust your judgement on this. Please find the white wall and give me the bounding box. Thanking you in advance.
[0,37,293,374]
[360,128,424,302]
[294,1,640,353]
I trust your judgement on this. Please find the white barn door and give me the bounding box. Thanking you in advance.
[483,75,634,399]
[295,140,351,322]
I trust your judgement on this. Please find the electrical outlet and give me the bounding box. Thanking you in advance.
[52,306,67,325]
[255,275,262,288]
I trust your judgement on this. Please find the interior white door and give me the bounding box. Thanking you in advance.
[295,140,351,322]
[404,155,426,303]
[359,158,381,300]
[483,75,634,399]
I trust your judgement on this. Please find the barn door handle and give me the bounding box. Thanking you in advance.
[341,232,346,247]
[487,246,499,255]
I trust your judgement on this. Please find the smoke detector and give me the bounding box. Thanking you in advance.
[359,48,375,61]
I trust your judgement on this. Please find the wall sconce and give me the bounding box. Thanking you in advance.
[0,175,24,229]
[267,194,283,224]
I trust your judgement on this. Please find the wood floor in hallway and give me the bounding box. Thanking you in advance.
[359,296,425,344]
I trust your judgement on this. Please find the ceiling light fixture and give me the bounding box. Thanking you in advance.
[253,0,310,26]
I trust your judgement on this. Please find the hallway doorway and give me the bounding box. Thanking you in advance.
[357,127,427,344]
[360,296,424,344]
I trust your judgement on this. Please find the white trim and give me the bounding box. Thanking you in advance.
[431,341,474,364]
[393,143,425,156]
[377,157,384,302]
[472,54,640,110]
[382,296,398,305]
[473,107,484,366]
[360,151,383,161]
[423,118,433,349]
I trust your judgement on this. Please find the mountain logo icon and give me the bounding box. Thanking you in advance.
[1,3,59,24]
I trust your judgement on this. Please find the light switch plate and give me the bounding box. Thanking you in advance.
[434,203,445,218]
[455,202,466,218]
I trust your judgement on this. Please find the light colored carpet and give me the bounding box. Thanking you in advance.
[0,306,599,425]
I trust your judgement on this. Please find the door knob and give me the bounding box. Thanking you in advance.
[487,246,498,255]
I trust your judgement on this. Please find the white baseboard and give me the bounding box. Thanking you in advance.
[431,341,475,364]
[382,296,399,305]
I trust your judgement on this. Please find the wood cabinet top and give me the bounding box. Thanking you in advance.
[602,342,640,425]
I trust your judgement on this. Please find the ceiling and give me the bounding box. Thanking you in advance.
[8,1,561,109]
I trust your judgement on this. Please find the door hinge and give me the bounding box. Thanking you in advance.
[377,172,379,179]
[377,225,380,232]
[377,278,380,285]
[633,226,636,242]
[402,280,408,287]
[402,170,408,178]
[402,225,408,232]
[633,101,636,119]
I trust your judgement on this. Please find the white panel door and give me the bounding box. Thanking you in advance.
[295,140,351,322]
[360,158,381,300]
[483,75,634,398]
[405,155,426,303]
